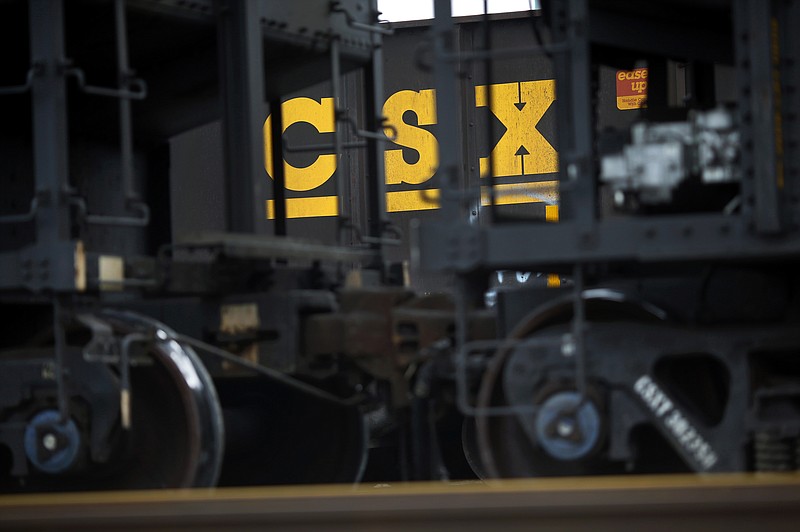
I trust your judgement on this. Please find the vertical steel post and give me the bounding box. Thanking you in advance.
[114,0,137,203]
[481,0,496,222]
[571,264,587,400]
[269,97,287,236]
[363,30,388,267]
[330,38,350,245]
[432,0,464,220]
[29,0,71,247]
[217,0,267,234]
[741,0,783,234]
[52,295,70,421]
[30,0,76,420]
[551,0,594,229]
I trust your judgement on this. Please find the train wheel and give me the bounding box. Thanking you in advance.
[0,311,224,492]
[472,290,667,478]
[85,311,225,489]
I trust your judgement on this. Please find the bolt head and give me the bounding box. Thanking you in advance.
[42,433,58,451]
[561,336,576,357]
[556,418,576,438]
[567,163,578,180]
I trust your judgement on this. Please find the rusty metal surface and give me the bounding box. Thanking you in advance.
[2,474,800,531]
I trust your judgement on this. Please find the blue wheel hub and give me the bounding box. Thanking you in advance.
[535,391,601,461]
[24,410,81,474]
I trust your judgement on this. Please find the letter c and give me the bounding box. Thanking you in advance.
[264,97,336,192]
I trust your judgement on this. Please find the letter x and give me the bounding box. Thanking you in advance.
[476,80,558,178]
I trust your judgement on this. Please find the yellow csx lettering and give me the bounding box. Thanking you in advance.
[475,80,558,178]
[263,80,558,217]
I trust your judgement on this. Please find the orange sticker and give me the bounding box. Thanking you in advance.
[616,68,648,110]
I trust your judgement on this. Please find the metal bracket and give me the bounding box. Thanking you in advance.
[78,314,121,364]
[62,65,148,100]
[76,314,152,430]
[330,1,394,36]
[283,138,367,153]
[0,197,39,224]
[119,332,150,429]
[338,113,397,142]
[0,63,42,96]
[71,196,151,228]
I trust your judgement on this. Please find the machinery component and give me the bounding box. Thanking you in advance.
[753,431,794,472]
[535,391,601,461]
[601,108,741,207]
[23,410,81,475]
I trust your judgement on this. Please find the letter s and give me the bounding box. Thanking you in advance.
[383,89,439,185]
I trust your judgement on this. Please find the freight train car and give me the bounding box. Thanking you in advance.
[0,0,392,491]
[0,0,798,493]
[420,0,800,478]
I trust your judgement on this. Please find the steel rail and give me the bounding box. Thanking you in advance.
[2,474,800,531]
